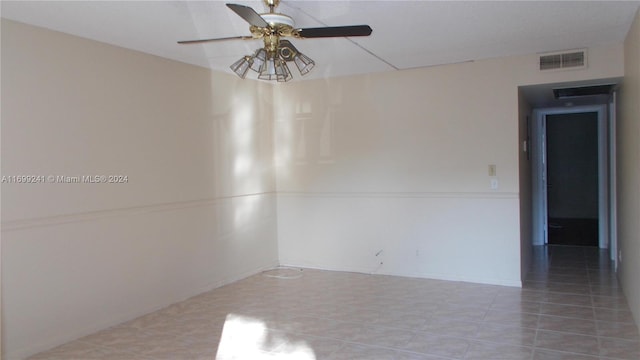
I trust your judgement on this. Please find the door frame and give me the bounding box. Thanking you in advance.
[608,91,618,266]
[532,104,609,248]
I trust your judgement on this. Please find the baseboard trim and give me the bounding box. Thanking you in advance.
[279,261,522,288]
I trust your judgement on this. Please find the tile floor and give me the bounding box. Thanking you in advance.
[30,246,639,359]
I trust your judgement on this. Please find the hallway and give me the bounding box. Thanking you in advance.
[524,245,639,359]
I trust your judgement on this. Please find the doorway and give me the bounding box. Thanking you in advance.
[546,112,599,246]
[531,105,609,248]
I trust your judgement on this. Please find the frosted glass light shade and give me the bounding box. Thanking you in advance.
[250,48,267,73]
[293,52,315,75]
[259,55,292,82]
[230,56,252,79]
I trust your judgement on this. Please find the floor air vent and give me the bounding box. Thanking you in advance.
[539,49,586,71]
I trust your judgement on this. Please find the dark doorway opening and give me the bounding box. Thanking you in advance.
[546,112,599,246]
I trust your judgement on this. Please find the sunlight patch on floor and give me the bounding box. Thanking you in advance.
[216,313,316,359]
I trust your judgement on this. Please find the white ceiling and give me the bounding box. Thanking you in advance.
[2,1,639,81]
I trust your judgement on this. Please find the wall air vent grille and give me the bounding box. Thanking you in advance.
[539,50,586,71]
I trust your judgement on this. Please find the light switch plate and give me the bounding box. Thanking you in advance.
[490,178,499,190]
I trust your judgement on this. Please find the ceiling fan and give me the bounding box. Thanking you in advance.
[178,0,373,82]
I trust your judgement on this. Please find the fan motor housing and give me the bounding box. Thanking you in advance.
[250,13,296,39]
[261,13,295,28]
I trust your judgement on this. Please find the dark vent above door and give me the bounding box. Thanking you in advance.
[553,84,615,99]
[540,50,586,71]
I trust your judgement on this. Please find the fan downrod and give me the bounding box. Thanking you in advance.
[265,0,280,13]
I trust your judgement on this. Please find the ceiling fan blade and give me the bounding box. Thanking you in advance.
[177,36,254,44]
[226,3,269,28]
[296,25,372,38]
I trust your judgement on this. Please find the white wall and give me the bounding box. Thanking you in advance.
[1,20,278,359]
[274,62,522,286]
[618,8,640,326]
[274,44,624,287]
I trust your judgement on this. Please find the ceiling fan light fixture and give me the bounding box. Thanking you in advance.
[179,1,373,82]
[230,55,253,79]
[293,52,315,76]
[248,46,308,81]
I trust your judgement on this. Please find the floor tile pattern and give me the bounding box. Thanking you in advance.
[29,246,639,359]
